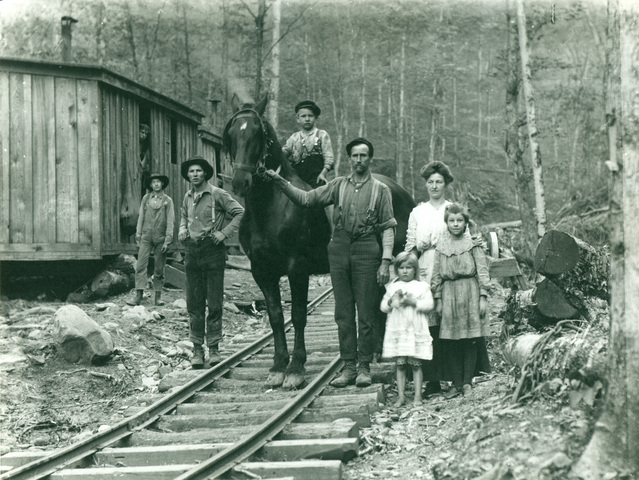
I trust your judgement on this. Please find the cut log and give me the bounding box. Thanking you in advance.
[90,270,132,298]
[534,278,580,319]
[501,332,543,368]
[534,230,610,300]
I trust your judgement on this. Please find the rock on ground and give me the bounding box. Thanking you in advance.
[53,305,114,364]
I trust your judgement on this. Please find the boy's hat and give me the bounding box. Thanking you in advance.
[346,137,374,158]
[181,155,214,181]
[295,100,321,116]
[147,172,169,189]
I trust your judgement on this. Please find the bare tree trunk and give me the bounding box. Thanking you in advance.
[477,42,483,152]
[268,0,281,129]
[387,77,392,134]
[123,3,139,77]
[359,51,366,137]
[181,4,193,104]
[95,1,106,65]
[397,31,406,185]
[516,0,547,239]
[572,0,639,476]
[304,32,311,98]
[453,74,458,159]
[221,0,229,119]
[570,123,581,187]
[378,83,383,137]
[506,0,537,262]
[254,0,267,100]
[409,106,416,197]
[428,81,437,164]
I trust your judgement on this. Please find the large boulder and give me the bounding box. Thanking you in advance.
[53,305,114,364]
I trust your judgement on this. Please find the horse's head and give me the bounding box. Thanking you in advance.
[224,96,279,197]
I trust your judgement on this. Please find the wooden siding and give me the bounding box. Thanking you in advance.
[0,71,100,260]
[99,87,139,255]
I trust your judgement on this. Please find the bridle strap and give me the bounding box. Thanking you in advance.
[227,109,273,177]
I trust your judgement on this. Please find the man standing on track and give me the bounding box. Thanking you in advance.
[266,138,396,388]
[178,155,244,369]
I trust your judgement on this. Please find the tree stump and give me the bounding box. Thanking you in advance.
[534,230,610,301]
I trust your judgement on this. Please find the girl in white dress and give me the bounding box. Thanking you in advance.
[381,252,434,407]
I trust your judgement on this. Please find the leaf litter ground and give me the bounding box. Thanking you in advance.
[0,269,600,479]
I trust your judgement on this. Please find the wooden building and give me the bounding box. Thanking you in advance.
[0,58,225,262]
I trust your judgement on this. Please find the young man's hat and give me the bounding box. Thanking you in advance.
[295,100,321,116]
[147,172,169,189]
[181,155,214,181]
[346,137,374,158]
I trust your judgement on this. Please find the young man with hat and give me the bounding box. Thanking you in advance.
[127,173,175,307]
[282,100,334,188]
[266,138,397,387]
[178,155,244,368]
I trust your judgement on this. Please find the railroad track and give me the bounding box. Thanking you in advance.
[0,285,395,480]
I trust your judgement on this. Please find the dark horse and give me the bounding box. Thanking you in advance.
[224,96,416,389]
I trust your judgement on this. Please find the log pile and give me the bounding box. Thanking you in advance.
[501,230,609,333]
[499,230,610,403]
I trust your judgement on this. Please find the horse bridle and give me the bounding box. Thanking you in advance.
[227,109,273,178]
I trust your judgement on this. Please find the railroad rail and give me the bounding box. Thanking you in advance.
[0,286,394,480]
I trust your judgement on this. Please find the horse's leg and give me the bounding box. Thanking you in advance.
[252,265,288,387]
[282,265,309,389]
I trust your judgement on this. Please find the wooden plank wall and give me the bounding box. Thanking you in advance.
[0,71,100,260]
[100,87,139,253]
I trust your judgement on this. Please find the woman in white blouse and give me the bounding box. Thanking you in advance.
[404,161,455,397]
[405,162,455,284]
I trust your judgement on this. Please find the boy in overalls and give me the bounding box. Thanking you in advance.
[127,173,175,306]
[282,100,334,188]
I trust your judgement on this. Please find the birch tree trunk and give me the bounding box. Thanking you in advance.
[506,0,537,262]
[409,106,416,197]
[572,0,639,475]
[453,75,458,157]
[268,0,281,129]
[516,0,547,239]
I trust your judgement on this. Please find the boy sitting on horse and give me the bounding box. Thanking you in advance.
[282,100,334,188]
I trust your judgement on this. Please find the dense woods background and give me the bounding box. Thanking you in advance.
[0,0,609,236]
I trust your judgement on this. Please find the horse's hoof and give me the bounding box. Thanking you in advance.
[266,371,285,388]
[282,373,305,390]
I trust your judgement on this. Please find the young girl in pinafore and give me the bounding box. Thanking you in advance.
[381,252,434,407]
[430,203,491,399]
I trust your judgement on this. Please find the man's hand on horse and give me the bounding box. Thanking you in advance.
[264,170,288,188]
[212,231,226,245]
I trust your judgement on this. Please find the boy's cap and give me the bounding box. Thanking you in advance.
[295,100,321,116]
[181,155,214,181]
[346,137,374,158]
[147,173,169,189]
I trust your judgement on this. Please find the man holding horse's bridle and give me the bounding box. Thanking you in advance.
[266,138,396,388]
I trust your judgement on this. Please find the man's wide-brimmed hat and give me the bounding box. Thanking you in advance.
[181,155,214,181]
[295,100,321,116]
[147,172,169,189]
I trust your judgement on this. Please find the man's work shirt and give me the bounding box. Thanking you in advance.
[283,171,396,240]
[282,128,334,171]
[136,191,175,243]
[179,182,244,242]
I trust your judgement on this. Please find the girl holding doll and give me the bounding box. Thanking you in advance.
[430,203,491,399]
[380,252,434,407]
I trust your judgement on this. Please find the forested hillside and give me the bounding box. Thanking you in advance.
[0,0,608,231]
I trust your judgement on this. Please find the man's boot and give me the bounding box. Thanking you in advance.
[330,361,356,387]
[126,289,144,306]
[356,362,372,387]
[208,344,222,366]
[154,291,165,306]
[191,344,205,369]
